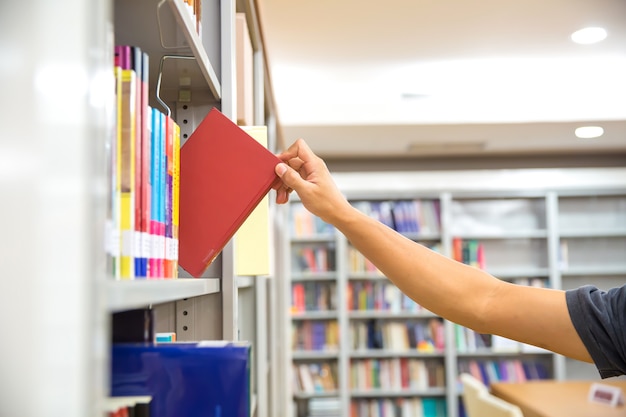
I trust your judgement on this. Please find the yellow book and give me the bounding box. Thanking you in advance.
[119,69,136,279]
[234,125,271,276]
[111,65,123,279]
[170,122,181,278]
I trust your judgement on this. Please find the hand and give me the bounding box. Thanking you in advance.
[274,139,351,225]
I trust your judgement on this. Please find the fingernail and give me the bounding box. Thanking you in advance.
[276,163,287,176]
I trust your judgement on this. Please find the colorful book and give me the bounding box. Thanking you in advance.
[119,67,137,279]
[140,58,152,278]
[130,46,145,278]
[149,108,160,278]
[166,122,181,278]
[110,63,123,279]
[157,111,167,277]
[164,115,175,278]
[178,107,281,277]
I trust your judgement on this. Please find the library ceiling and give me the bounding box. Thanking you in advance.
[258,0,626,159]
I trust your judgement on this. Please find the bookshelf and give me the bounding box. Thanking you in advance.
[3,1,279,416]
[280,168,626,417]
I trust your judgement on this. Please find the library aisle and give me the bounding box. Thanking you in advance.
[279,168,626,417]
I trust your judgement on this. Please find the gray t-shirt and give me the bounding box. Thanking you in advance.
[566,284,626,378]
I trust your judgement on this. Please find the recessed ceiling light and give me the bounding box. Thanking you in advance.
[571,27,607,44]
[401,92,430,100]
[575,126,604,139]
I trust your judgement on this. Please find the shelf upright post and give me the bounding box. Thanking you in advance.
[336,231,351,413]
[267,260,279,416]
[253,51,265,125]
[546,191,566,380]
[220,0,238,340]
[276,203,293,417]
[255,274,268,417]
[439,191,459,417]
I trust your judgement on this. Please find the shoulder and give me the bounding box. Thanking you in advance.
[566,284,626,378]
[567,284,626,309]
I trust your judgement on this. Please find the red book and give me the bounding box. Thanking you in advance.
[178,107,280,277]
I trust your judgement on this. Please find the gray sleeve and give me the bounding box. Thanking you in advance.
[565,284,626,378]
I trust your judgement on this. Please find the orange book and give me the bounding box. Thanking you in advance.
[178,108,280,277]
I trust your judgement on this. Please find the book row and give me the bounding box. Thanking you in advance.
[347,281,427,313]
[350,397,447,417]
[292,320,340,351]
[291,282,338,313]
[457,358,550,388]
[293,245,337,273]
[352,200,441,235]
[107,45,180,279]
[348,243,441,275]
[290,199,442,239]
[290,280,434,314]
[293,362,338,394]
[350,358,445,391]
[291,202,336,237]
[351,319,445,352]
[451,238,485,269]
[454,324,549,353]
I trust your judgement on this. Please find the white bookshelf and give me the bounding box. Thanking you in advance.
[281,168,626,417]
[1,1,279,416]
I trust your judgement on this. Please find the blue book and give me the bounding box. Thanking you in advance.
[111,341,251,417]
[149,108,161,278]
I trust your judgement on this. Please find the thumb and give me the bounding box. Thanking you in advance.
[275,163,300,189]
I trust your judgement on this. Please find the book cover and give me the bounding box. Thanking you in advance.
[178,107,280,278]
[235,125,271,276]
[111,341,251,417]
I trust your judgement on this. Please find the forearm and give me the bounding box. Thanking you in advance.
[331,205,592,362]
[331,205,499,328]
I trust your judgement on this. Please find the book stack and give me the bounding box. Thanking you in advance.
[108,45,181,279]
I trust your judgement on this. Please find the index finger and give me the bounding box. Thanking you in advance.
[277,138,316,164]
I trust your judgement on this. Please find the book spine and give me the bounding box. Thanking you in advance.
[158,111,167,278]
[149,108,161,278]
[140,52,151,278]
[172,122,180,278]
[131,46,144,278]
[119,68,136,279]
[164,115,174,278]
[111,62,123,279]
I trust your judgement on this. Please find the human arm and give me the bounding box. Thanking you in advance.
[274,139,593,363]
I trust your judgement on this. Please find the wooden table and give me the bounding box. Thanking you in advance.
[490,380,626,417]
